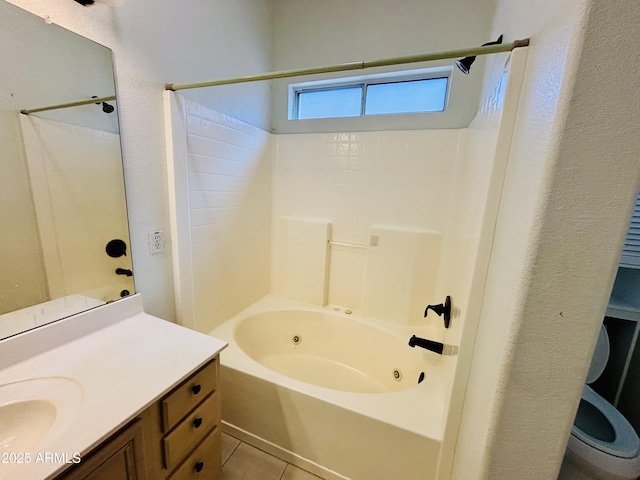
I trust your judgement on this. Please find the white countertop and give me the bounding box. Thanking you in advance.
[0,295,227,480]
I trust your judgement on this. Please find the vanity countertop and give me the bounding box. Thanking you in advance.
[0,294,227,480]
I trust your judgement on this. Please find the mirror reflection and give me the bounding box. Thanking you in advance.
[0,0,134,339]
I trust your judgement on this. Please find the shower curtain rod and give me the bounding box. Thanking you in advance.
[165,38,529,92]
[20,95,116,115]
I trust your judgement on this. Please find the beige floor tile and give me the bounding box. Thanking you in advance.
[221,432,241,466]
[281,464,324,480]
[222,442,287,480]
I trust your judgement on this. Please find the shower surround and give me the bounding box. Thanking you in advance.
[164,47,527,480]
[167,95,461,333]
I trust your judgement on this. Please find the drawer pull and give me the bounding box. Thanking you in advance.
[193,417,203,428]
[192,384,202,395]
[195,461,204,473]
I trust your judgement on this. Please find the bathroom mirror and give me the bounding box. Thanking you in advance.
[0,0,134,339]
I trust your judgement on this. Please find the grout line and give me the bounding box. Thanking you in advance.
[223,434,323,479]
[222,435,242,468]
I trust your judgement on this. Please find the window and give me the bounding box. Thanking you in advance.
[289,68,451,120]
[297,86,362,119]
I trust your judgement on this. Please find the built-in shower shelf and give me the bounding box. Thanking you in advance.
[607,295,640,322]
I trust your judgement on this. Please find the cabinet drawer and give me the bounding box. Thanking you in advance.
[167,428,221,480]
[162,391,220,470]
[161,358,217,432]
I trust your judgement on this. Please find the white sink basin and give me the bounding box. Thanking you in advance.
[0,399,57,452]
[0,377,83,452]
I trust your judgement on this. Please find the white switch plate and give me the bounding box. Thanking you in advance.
[149,230,164,254]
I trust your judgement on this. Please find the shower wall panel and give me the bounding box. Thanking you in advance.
[183,99,272,332]
[273,129,461,322]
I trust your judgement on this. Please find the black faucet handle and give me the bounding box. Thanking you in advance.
[424,296,452,329]
[425,303,445,317]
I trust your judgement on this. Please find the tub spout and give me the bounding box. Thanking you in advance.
[115,268,133,276]
[408,335,444,355]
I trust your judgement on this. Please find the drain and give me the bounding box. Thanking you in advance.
[393,369,402,381]
[292,335,301,345]
[418,372,425,384]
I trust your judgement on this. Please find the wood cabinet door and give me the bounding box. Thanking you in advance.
[56,419,147,480]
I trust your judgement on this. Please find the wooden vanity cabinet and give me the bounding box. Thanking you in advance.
[141,357,222,480]
[54,356,221,480]
[56,419,147,480]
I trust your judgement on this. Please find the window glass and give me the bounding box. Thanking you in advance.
[297,87,362,119]
[364,78,448,115]
[289,68,452,120]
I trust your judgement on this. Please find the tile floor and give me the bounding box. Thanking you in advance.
[222,432,324,480]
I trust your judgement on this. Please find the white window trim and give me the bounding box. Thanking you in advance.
[288,66,453,120]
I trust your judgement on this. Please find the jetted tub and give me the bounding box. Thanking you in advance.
[209,295,445,480]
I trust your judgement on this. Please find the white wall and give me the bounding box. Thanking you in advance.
[5,0,275,320]
[452,1,640,479]
[271,0,495,133]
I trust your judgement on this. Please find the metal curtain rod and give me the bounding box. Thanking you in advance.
[21,95,117,115]
[165,38,530,92]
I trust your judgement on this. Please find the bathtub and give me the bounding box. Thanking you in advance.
[209,295,445,480]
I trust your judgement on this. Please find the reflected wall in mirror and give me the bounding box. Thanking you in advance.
[0,0,134,339]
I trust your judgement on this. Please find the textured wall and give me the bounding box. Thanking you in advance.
[452,1,640,479]
[271,0,495,133]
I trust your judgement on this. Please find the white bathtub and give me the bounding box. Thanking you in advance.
[209,295,445,480]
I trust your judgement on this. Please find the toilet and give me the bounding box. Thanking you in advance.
[559,325,640,480]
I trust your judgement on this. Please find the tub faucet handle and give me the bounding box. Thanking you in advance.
[424,296,451,328]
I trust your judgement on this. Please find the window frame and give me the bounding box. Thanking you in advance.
[289,67,452,121]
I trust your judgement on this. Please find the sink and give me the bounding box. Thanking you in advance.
[0,399,57,451]
[0,377,83,452]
